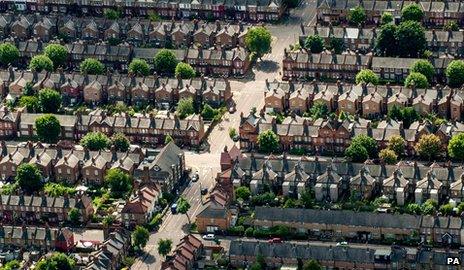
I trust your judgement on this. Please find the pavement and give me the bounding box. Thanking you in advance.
[131,1,318,268]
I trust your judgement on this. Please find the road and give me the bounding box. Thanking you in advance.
[131,1,317,268]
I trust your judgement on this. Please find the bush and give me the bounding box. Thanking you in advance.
[405,72,428,88]
[379,148,398,164]
[0,43,19,66]
[104,9,120,20]
[227,226,245,236]
[355,69,379,85]
[348,6,366,26]
[245,227,254,237]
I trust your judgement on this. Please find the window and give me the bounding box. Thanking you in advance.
[94,170,99,176]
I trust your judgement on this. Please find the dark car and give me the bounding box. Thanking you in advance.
[201,188,208,195]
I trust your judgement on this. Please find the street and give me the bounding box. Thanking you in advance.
[131,1,317,268]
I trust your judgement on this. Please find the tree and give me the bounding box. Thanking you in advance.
[35,114,61,143]
[344,142,369,162]
[229,127,237,139]
[19,95,40,112]
[201,104,219,120]
[411,59,434,83]
[381,12,394,25]
[0,260,20,270]
[177,196,191,224]
[406,203,422,214]
[415,134,442,160]
[165,134,174,144]
[128,58,150,76]
[80,58,105,75]
[257,130,279,153]
[303,259,323,270]
[401,3,424,22]
[38,88,62,113]
[307,101,329,119]
[374,23,397,56]
[245,26,272,58]
[157,239,173,257]
[80,131,110,151]
[105,168,132,198]
[300,189,315,209]
[304,35,324,53]
[446,60,464,88]
[235,186,251,201]
[15,163,42,193]
[104,8,120,19]
[448,133,464,160]
[352,134,378,158]
[348,6,366,26]
[439,203,454,216]
[405,72,428,89]
[111,132,130,152]
[0,43,19,66]
[35,253,75,270]
[388,135,405,156]
[44,44,68,69]
[176,98,195,119]
[132,226,150,250]
[395,21,426,57]
[175,62,195,79]
[154,49,178,74]
[69,208,80,224]
[328,38,344,54]
[379,149,398,164]
[401,107,420,128]
[355,69,379,85]
[29,55,54,72]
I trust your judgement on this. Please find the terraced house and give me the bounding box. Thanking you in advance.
[263,80,464,120]
[317,0,464,27]
[0,0,285,22]
[221,149,464,205]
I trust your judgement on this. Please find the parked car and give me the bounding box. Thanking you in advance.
[336,241,348,246]
[191,172,199,182]
[171,203,178,214]
[267,238,282,243]
[202,234,215,241]
[201,188,208,195]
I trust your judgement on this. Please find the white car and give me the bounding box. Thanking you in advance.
[202,234,215,241]
[336,241,348,246]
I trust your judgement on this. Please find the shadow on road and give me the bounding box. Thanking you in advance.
[143,252,157,264]
[181,223,192,234]
[255,60,280,73]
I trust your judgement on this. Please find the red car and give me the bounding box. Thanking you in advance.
[267,238,282,243]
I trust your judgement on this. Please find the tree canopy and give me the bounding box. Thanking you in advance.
[415,134,442,160]
[35,114,61,143]
[345,140,369,162]
[105,168,132,198]
[379,148,398,164]
[381,12,394,25]
[15,163,43,194]
[157,239,173,257]
[405,72,429,89]
[132,226,150,250]
[38,88,62,113]
[80,58,105,75]
[29,55,54,72]
[111,132,130,152]
[375,23,398,56]
[446,60,464,88]
[175,62,196,79]
[35,253,75,270]
[448,133,464,160]
[80,131,110,151]
[177,196,192,224]
[388,135,406,156]
[257,130,279,153]
[176,98,195,119]
[304,35,324,53]
[352,134,378,158]
[401,3,424,22]
[411,59,435,83]
[348,6,366,26]
[128,58,150,76]
[44,44,68,69]
[245,26,272,58]
[154,49,178,74]
[355,69,379,85]
[0,43,19,66]
[395,21,426,57]
[235,186,251,201]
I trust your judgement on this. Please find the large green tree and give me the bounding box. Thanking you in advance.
[175,62,195,79]
[0,43,19,66]
[80,131,110,151]
[395,21,426,57]
[401,3,424,22]
[405,72,428,89]
[128,58,150,76]
[304,35,324,53]
[344,142,369,162]
[132,226,150,250]
[374,24,397,56]
[157,239,173,257]
[44,44,68,69]
[35,253,75,270]
[176,98,195,119]
[80,58,105,75]
[35,114,61,143]
[303,259,323,270]
[381,12,394,25]
[257,130,279,153]
[177,196,191,224]
[446,60,464,88]
[111,132,130,152]
[15,163,43,193]
[154,49,178,74]
[411,59,434,83]
[245,26,272,58]
[415,134,442,160]
[105,168,132,198]
[448,133,464,160]
[355,69,379,85]
[379,148,398,164]
[348,6,366,26]
[38,88,62,113]
[29,55,54,72]
[351,134,378,158]
[388,135,406,156]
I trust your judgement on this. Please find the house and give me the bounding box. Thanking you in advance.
[121,184,161,228]
[161,234,203,270]
[0,225,73,252]
[84,230,130,270]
